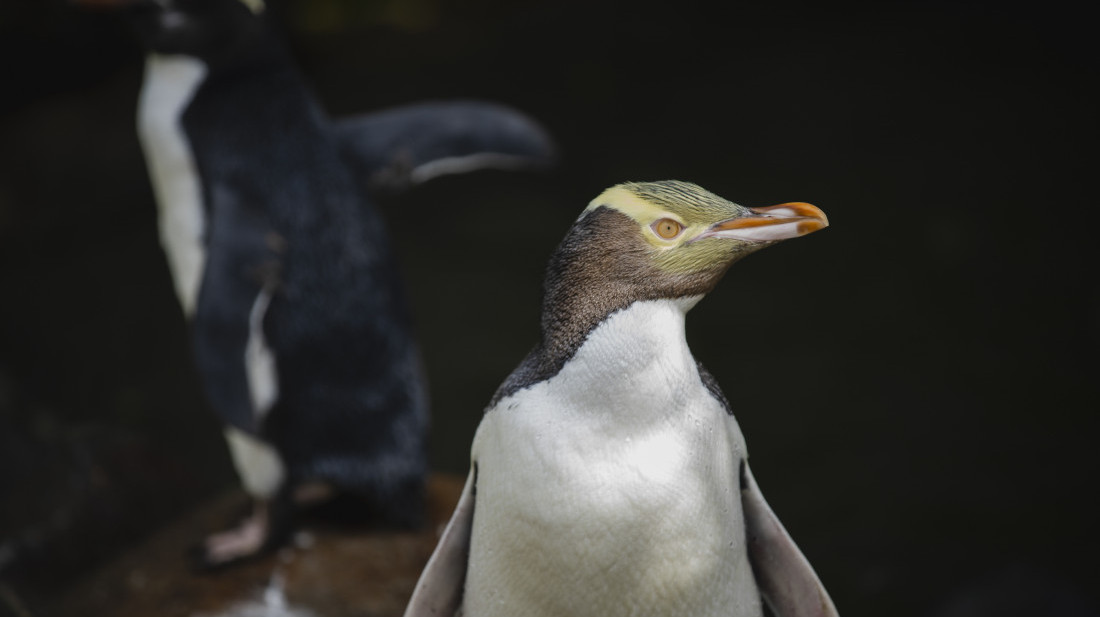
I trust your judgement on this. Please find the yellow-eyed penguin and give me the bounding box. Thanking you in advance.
[405,181,838,617]
[75,0,555,567]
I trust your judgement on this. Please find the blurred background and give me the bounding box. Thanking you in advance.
[1,0,1097,615]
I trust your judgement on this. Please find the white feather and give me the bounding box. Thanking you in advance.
[409,152,538,184]
[466,298,762,617]
[245,288,279,418]
[239,0,265,14]
[224,426,285,499]
[137,54,208,317]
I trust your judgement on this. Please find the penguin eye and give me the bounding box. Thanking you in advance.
[652,218,684,240]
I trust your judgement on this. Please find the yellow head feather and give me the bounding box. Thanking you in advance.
[583,181,751,274]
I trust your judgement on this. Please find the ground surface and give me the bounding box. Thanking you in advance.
[35,475,463,617]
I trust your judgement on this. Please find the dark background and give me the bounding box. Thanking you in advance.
[1,0,1097,615]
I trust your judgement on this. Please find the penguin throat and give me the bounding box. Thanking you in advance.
[489,208,719,408]
[538,208,717,361]
[546,298,701,402]
[490,296,700,408]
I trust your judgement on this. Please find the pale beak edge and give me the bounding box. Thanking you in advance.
[702,202,829,243]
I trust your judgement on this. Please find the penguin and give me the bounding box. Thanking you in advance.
[76,0,555,566]
[404,181,838,617]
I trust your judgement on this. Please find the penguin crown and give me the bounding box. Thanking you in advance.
[584,181,752,252]
[585,180,749,226]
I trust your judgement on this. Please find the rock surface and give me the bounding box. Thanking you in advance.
[40,474,464,617]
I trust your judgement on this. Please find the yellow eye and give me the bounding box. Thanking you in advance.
[652,218,684,239]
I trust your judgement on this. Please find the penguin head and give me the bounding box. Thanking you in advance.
[585,180,827,290]
[77,0,269,63]
[539,181,827,348]
[554,180,827,299]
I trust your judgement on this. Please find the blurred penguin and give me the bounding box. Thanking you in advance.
[77,0,554,566]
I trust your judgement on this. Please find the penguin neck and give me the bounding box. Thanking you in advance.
[490,294,704,408]
[536,207,725,370]
[490,207,718,407]
[537,292,701,366]
[556,297,702,394]
[144,12,284,76]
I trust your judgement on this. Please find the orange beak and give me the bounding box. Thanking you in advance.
[698,202,829,243]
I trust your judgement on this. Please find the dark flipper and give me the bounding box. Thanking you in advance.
[334,101,556,191]
[191,194,280,434]
[741,461,839,617]
[403,468,476,617]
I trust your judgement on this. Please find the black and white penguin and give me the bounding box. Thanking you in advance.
[405,181,838,617]
[79,0,555,565]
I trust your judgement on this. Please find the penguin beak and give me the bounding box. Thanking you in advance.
[698,203,829,243]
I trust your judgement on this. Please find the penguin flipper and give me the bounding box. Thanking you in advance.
[334,101,556,190]
[404,468,476,617]
[740,461,839,617]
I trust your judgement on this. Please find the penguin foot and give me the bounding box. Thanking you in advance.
[192,500,278,569]
[203,518,265,564]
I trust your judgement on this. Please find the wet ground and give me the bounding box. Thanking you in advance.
[2,1,1099,616]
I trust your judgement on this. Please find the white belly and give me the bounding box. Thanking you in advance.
[466,300,762,617]
[137,54,208,317]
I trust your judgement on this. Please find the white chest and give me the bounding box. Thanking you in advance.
[137,54,208,317]
[466,299,761,617]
